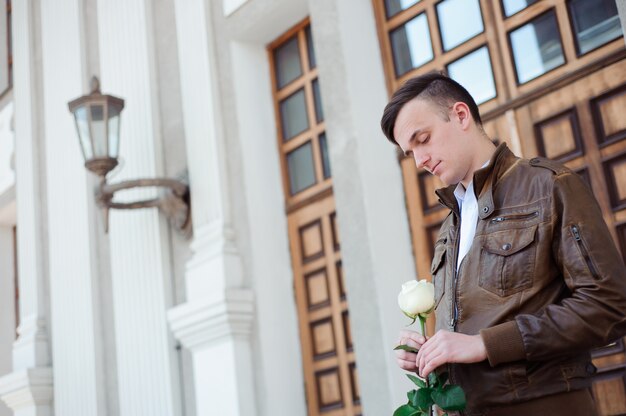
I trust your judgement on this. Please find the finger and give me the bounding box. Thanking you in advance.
[422,351,446,378]
[395,350,417,361]
[397,358,418,371]
[399,331,426,345]
[416,337,434,373]
[417,336,443,377]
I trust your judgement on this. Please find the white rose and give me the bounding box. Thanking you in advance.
[397,279,435,318]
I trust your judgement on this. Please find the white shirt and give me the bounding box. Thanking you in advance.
[454,161,490,271]
[454,181,479,271]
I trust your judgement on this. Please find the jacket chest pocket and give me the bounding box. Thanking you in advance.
[478,225,537,297]
[431,240,447,309]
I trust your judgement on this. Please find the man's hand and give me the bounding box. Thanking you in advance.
[395,330,427,372]
[416,330,487,378]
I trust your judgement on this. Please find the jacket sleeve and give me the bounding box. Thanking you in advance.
[481,171,626,366]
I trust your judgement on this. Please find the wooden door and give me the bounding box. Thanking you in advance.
[507,62,626,416]
[268,19,361,416]
[373,0,626,413]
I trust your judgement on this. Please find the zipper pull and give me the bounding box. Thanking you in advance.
[491,217,504,223]
[571,225,581,241]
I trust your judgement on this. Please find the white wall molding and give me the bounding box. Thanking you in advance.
[0,368,53,412]
[4,1,54,415]
[12,316,49,371]
[0,227,15,416]
[168,288,254,351]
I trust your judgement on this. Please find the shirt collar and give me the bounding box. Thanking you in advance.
[453,159,490,203]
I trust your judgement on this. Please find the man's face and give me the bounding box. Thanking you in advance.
[393,98,474,186]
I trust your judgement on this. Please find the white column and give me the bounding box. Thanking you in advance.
[95,0,182,414]
[0,0,54,414]
[168,1,257,415]
[0,227,15,416]
[38,0,113,413]
[308,0,417,413]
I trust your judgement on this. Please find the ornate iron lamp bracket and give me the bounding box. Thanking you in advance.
[96,178,191,233]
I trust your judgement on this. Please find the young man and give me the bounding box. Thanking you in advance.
[381,72,626,415]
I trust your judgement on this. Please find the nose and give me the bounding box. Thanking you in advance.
[413,152,430,170]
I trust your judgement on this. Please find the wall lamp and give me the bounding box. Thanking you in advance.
[68,77,190,233]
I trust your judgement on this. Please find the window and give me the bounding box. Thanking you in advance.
[287,142,316,195]
[501,0,539,17]
[385,0,420,18]
[280,89,309,141]
[270,21,332,201]
[390,13,433,76]
[447,46,496,104]
[274,37,302,89]
[377,0,499,104]
[509,10,565,84]
[568,0,622,55]
[436,0,484,51]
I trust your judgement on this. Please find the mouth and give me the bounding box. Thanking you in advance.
[431,162,441,175]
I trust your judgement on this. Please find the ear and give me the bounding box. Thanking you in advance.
[451,102,472,130]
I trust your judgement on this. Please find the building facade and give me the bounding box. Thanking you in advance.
[0,0,624,415]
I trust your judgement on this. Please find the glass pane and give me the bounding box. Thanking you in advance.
[287,141,316,195]
[312,78,323,123]
[319,133,331,179]
[385,0,420,18]
[501,0,539,17]
[107,104,122,158]
[74,106,93,160]
[390,13,433,77]
[306,25,316,69]
[437,0,484,51]
[569,0,622,55]
[280,89,309,141]
[447,46,496,105]
[274,36,302,89]
[90,104,107,158]
[509,11,565,84]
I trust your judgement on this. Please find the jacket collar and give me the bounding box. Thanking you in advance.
[435,142,516,218]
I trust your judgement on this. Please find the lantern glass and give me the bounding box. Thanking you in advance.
[90,103,108,158]
[73,105,93,160]
[107,103,123,159]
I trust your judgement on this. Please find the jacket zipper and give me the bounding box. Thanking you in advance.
[570,225,600,280]
[449,216,461,412]
[451,221,461,329]
[491,211,538,223]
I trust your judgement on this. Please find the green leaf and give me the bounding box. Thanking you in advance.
[394,344,419,353]
[406,374,426,388]
[393,404,420,416]
[402,311,418,326]
[428,372,438,387]
[438,372,449,386]
[431,385,467,411]
[414,387,434,410]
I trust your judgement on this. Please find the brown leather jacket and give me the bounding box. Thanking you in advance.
[432,143,626,415]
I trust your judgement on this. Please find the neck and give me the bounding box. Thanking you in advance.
[460,136,496,188]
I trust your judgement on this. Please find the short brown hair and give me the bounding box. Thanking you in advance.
[380,72,482,145]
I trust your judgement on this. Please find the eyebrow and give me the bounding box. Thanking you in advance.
[403,129,422,156]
